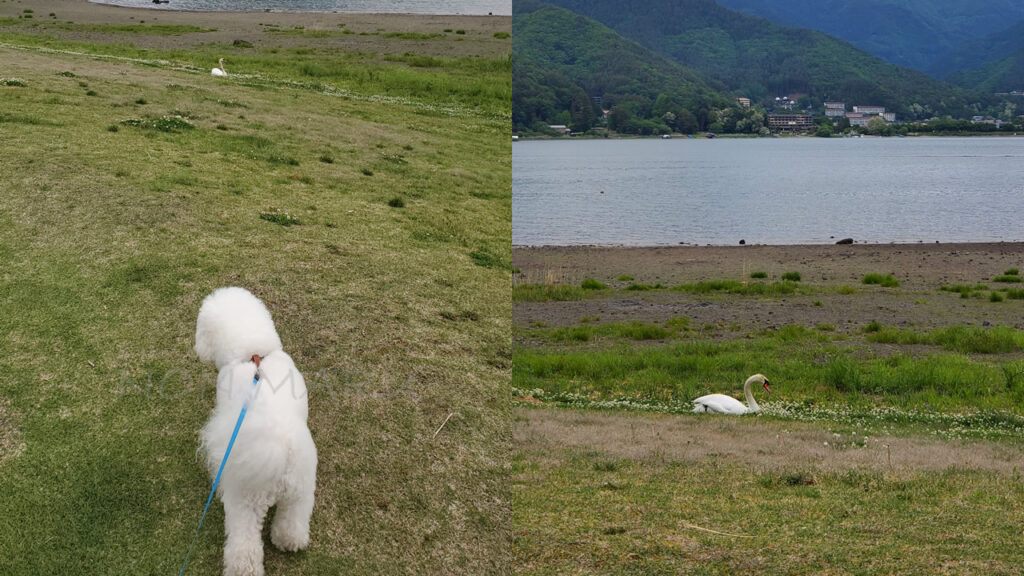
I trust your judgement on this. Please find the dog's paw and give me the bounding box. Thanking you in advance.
[223,549,265,576]
[270,521,310,552]
[224,565,264,576]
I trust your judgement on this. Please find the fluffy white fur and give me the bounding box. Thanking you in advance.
[195,287,317,576]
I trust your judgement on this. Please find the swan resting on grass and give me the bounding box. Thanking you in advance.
[692,373,771,414]
[211,58,228,77]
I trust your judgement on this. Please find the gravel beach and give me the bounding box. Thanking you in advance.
[514,242,1024,334]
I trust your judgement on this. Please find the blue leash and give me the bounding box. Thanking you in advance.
[178,368,260,576]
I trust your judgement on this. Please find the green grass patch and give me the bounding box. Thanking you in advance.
[865,324,1024,354]
[384,32,444,40]
[672,280,804,296]
[515,322,1024,417]
[864,320,883,333]
[624,282,666,291]
[91,23,214,35]
[664,317,689,331]
[0,112,57,126]
[580,278,607,290]
[514,284,584,302]
[119,115,195,133]
[266,28,351,39]
[1004,289,1024,300]
[383,54,444,68]
[781,271,801,282]
[862,273,899,287]
[258,209,301,226]
[607,322,672,341]
[750,271,767,279]
[24,22,213,35]
[532,320,685,343]
[940,284,989,298]
[469,250,509,269]
[993,275,1022,283]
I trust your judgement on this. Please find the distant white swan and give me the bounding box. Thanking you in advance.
[692,373,771,415]
[211,58,227,77]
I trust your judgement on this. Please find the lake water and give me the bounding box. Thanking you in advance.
[89,0,509,15]
[513,137,1024,246]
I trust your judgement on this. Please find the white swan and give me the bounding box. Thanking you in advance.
[692,373,771,414]
[211,58,227,77]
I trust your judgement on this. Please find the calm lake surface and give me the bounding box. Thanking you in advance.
[90,0,509,15]
[513,137,1024,246]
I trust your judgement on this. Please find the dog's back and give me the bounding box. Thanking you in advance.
[201,351,313,497]
[194,287,317,574]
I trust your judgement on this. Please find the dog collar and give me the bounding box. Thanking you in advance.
[251,354,262,384]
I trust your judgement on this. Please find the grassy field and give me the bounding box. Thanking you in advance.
[513,261,1024,574]
[512,423,1024,575]
[0,9,510,576]
[515,317,1024,427]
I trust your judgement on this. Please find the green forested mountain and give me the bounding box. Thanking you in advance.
[943,21,1024,91]
[513,1,737,134]
[714,0,1024,77]
[544,0,1008,121]
[949,45,1024,95]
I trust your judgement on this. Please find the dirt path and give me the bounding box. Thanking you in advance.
[516,407,1024,475]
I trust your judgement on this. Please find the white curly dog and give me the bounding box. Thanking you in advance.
[194,287,317,576]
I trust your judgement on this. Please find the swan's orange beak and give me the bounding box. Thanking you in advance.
[763,379,771,393]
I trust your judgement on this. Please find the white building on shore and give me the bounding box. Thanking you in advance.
[838,104,896,126]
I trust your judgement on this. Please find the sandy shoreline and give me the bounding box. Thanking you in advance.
[1,0,510,56]
[514,242,1024,333]
[9,0,507,23]
[514,242,1024,289]
[85,0,507,15]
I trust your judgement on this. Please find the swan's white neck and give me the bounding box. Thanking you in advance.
[743,376,760,413]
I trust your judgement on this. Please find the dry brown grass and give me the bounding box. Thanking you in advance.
[517,408,1024,475]
[512,407,1024,575]
[0,399,24,468]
